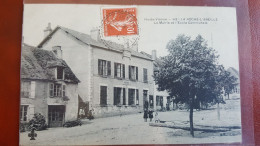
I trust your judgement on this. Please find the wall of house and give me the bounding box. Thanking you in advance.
[20,80,48,122]
[91,47,154,118]
[20,79,79,125]
[40,29,92,103]
[153,84,170,111]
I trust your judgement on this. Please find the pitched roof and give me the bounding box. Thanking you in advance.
[38,26,152,61]
[21,44,80,83]
[140,51,163,71]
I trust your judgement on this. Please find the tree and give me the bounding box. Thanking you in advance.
[154,35,236,137]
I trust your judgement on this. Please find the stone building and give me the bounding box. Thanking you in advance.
[38,24,155,118]
[20,44,80,127]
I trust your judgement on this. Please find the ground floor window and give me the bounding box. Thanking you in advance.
[20,105,28,122]
[156,96,163,106]
[128,89,135,105]
[100,86,107,106]
[114,87,126,105]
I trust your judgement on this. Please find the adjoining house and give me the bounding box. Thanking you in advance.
[38,24,155,118]
[20,43,80,127]
[140,51,172,111]
[227,67,240,97]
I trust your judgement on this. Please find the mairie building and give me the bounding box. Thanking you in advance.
[37,24,159,118]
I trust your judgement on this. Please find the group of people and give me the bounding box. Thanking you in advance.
[143,108,159,122]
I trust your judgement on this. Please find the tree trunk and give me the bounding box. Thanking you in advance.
[189,97,194,137]
[217,103,220,120]
[228,93,229,100]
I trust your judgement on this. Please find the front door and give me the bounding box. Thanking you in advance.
[48,105,65,127]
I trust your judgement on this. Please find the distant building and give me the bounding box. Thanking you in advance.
[227,67,240,94]
[20,44,80,127]
[141,51,171,111]
[38,24,155,118]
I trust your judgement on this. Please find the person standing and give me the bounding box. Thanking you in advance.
[143,109,148,122]
[148,109,154,122]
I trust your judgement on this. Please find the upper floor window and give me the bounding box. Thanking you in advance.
[143,68,148,83]
[21,81,31,98]
[50,83,66,97]
[129,66,138,81]
[98,59,111,76]
[57,66,64,80]
[114,63,125,79]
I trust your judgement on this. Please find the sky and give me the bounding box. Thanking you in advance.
[23,4,239,70]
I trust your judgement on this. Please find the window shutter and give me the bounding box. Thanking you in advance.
[98,60,101,75]
[122,64,125,78]
[136,89,139,105]
[136,67,138,80]
[30,81,36,98]
[107,61,111,76]
[129,66,131,79]
[62,85,66,97]
[114,87,116,105]
[50,83,54,97]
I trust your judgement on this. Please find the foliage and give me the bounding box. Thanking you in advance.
[28,113,48,131]
[154,34,237,136]
[63,119,82,128]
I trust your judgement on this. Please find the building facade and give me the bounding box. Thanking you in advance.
[38,25,156,118]
[20,44,80,127]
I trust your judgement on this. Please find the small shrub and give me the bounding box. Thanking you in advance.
[28,113,48,131]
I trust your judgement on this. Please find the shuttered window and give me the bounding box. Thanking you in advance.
[50,83,65,97]
[98,59,111,76]
[100,86,107,105]
[129,66,138,81]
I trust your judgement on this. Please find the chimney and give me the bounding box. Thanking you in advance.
[90,28,100,41]
[152,50,157,60]
[52,46,62,59]
[44,23,52,38]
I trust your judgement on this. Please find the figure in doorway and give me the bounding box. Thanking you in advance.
[143,109,148,122]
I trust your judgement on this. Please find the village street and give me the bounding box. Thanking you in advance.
[20,95,241,145]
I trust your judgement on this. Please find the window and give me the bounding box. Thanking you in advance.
[136,89,139,105]
[143,68,148,83]
[100,86,107,105]
[20,105,28,122]
[149,95,154,107]
[114,63,125,79]
[114,87,126,105]
[156,96,163,106]
[128,89,135,105]
[98,59,111,76]
[21,81,31,98]
[129,66,138,81]
[57,67,64,80]
[50,83,65,97]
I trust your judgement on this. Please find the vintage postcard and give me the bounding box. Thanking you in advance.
[20,4,241,145]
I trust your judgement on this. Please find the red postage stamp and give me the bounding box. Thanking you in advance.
[102,7,138,36]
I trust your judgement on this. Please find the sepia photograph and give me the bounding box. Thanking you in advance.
[20,4,241,145]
